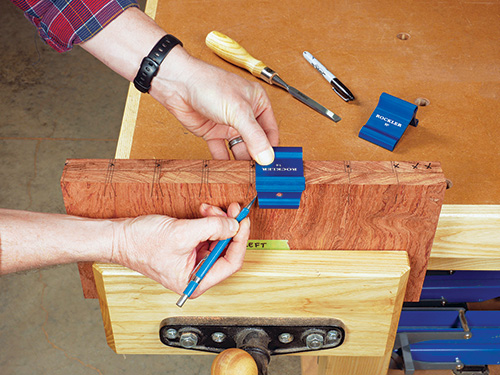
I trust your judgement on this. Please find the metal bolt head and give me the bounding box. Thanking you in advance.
[211,332,226,343]
[326,330,340,345]
[278,333,294,344]
[165,328,178,340]
[179,332,198,348]
[305,333,324,350]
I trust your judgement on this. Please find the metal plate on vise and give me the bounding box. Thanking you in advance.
[159,316,345,355]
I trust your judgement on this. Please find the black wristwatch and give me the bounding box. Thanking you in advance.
[133,34,183,93]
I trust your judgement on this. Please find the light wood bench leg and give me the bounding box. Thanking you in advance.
[301,357,319,375]
[302,354,392,375]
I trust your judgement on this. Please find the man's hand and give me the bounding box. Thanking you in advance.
[150,50,279,165]
[80,8,279,165]
[1,203,250,298]
[111,202,250,297]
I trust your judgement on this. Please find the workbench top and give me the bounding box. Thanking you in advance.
[92,3,500,372]
[117,0,500,205]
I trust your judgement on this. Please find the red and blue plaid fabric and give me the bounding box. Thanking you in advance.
[12,0,138,52]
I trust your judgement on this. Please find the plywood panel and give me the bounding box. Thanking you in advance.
[61,159,446,301]
[93,250,410,355]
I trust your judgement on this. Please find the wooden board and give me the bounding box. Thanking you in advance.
[61,159,446,301]
[429,204,500,270]
[92,250,410,355]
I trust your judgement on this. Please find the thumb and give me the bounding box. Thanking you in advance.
[185,216,239,243]
[233,115,275,166]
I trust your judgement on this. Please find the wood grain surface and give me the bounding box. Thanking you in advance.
[92,250,410,356]
[317,356,391,375]
[429,204,500,270]
[61,159,446,301]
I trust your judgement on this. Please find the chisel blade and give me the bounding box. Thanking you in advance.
[288,86,342,123]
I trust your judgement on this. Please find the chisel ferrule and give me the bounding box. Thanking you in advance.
[260,67,279,85]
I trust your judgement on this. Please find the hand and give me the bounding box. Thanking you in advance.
[150,47,279,165]
[111,202,250,297]
[80,8,279,165]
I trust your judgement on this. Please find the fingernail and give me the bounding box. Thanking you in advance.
[230,220,239,233]
[255,148,275,166]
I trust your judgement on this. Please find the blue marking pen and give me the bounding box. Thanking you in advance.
[176,196,257,307]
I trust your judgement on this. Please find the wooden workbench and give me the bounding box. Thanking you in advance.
[97,1,500,374]
[118,0,500,206]
[115,0,500,272]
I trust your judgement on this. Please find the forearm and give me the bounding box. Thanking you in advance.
[79,7,190,87]
[0,209,114,274]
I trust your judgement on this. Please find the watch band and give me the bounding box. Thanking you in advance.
[133,34,183,93]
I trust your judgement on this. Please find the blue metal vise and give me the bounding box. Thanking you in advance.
[359,92,419,151]
[396,309,500,372]
[394,271,500,373]
[255,147,305,209]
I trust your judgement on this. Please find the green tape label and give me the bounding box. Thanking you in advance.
[246,240,290,250]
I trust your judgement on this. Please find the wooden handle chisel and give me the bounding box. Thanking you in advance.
[206,31,341,123]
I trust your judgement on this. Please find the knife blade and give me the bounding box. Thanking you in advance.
[205,31,341,123]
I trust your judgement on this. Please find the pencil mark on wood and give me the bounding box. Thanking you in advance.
[104,159,116,197]
[247,161,255,198]
[199,160,211,199]
[151,161,164,198]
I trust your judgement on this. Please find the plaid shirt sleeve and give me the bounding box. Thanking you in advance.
[11,0,139,52]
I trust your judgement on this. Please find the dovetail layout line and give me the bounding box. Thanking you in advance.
[151,161,164,198]
[104,159,116,197]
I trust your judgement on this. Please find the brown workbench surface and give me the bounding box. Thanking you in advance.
[120,0,500,205]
